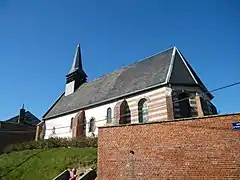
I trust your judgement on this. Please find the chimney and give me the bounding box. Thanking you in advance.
[18,104,25,124]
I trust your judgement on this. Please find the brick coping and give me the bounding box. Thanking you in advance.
[99,112,240,129]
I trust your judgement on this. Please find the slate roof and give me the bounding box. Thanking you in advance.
[43,47,212,120]
[6,111,40,126]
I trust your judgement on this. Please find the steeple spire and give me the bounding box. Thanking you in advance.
[65,44,87,96]
[69,44,82,74]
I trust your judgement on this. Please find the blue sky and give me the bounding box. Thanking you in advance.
[0,0,239,120]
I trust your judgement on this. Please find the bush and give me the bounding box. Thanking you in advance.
[3,137,98,153]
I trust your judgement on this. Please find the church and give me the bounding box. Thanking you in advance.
[42,45,217,139]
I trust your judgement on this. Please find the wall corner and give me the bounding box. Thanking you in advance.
[196,94,204,117]
[166,91,174,121]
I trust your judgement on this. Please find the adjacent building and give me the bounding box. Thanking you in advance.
[0,105,40,152]
[4,105,40,126]
[43,45,217,139]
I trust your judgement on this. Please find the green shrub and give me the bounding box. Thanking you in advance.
[83,137,98,148]
[3,137,98,153]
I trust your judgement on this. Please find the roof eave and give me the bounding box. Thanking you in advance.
[43,81,169,120]
[42,93,65,119]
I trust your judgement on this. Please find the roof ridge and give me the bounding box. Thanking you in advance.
[165,47,177,83]
[133,46,175,64]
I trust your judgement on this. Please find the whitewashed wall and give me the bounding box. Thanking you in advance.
[44,112,77,139]
[45,86,172,139]
[125,86,171,123]
[84,102,117,137]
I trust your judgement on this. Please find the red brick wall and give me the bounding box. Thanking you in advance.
[97,114,240,180]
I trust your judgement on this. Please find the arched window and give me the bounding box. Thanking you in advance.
[89,118,95,132]
[70,117,74,130]
[119,100,131,124]
[138,98,148,123]
[106,107,112,123]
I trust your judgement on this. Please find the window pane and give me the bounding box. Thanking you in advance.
[107,108,112,123]
[89,118,95,132]
[138,99,148,123]
[70,118,74,129]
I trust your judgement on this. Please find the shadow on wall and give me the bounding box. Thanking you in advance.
[0,122,36,153]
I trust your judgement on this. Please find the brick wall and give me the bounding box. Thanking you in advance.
[0,122,36,153]
[97,114,240,180]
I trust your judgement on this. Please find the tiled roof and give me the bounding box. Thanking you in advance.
[6,111,40,126]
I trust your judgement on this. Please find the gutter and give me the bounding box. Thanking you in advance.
[43,82,169,120]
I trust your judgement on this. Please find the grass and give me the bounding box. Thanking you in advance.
[0,148,97,180]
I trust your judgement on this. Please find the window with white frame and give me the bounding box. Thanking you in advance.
[70,117,74,131]
[138,98,148,123]
[106,107,112,123]
[89,118,95,132]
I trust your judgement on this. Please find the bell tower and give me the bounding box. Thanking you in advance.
[65,44,87,96]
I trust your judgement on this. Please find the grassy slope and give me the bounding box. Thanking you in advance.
[0,148,97,180]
